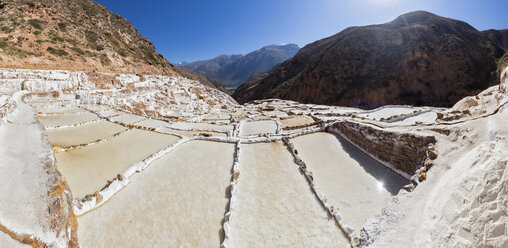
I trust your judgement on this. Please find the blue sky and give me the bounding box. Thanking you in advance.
[95,0,508,63]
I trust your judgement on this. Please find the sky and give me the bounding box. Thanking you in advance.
[95,0,508,63]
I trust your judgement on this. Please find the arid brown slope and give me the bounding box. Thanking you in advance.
[0,0,176,75]
[234,11,504,108]
[174,67,228,93]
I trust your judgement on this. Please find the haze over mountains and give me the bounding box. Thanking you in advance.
[176,44,299,88]
[234,11,507,109]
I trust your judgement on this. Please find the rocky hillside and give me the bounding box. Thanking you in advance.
[234,11,504,108]
[483,29,508,49]
[177,44,299,88]
[0,0,177,75]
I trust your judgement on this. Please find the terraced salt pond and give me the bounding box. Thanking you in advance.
[239,120,278,136]
[55,128,180,198]
[38,112,98,127]
[109,113,146,124]
[25,99,413,247]
[77,141,234,247]
[291,132,408,231]
[228,142,350,247]
[46,120,127,148]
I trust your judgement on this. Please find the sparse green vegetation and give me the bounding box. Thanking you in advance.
[1,26,11,33]
[0,39,32,57]
[70,46,85,55]
[57,22,67,32]
[50,32,65,43]
[33,30,41,35]
[28,19,44,30]
[0,40,7,49]
[100,53,111,66]
[104,32,120,47]
[85,30,104,51]
[47,46,68,56]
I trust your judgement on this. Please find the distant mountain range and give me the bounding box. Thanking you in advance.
[234,11,506,108]
[176,44,299,88]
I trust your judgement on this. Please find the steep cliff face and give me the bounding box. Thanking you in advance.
[0,0,177,75]
[234,11,504,109]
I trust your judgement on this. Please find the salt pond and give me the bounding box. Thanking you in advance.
[77,141,234,247]
[37,112,98,127]
[55,129,180,198]
[291,132,408,231]
[229,142,349,247]
[46,120,127,147]
[239,120,277,136]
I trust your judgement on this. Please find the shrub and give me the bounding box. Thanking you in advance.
[1,26,11,32]
[0,40,7,49]
[99,53,111,66]
[33,30,41,35]
[70,46,85,55]
[46,46,68,56]
[57,22,67,32]
[28,19,43,30]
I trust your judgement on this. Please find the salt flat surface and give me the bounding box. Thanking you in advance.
[77,141,234,247]
[37,112,98,127]
[56,129,180,198]
[158,127,228,137]
[291,133,408,231]
[0,93,70,246]
[46,120,127,147]
[170,122,233,131]
[281,115,315,128]
[229,142,349,247]
[239,120,277,136]
[32,105,79,113]
[135,118,169,129]
[391,111,438,125]
[35,107,85,115]
[0,231,29,248]
[98,109,122,118]
[109,113,146,124]
[358,106,418,120]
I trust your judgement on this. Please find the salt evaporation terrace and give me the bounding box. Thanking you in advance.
[5,68,485,247]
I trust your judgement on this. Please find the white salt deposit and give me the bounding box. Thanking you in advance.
[239,120,277,136]
[228,142,350,247]
[291,132,407,231]
[46,120,127,148]
[55,129,180,198]
[37,112,98,127]
[77,141,235,247]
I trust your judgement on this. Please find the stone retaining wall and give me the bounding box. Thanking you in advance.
[328,121,436,178]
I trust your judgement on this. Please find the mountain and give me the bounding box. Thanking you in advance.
[0,0,176,75]
[177,44,299,88]
[233,11,505,108]
[483,29,508,49]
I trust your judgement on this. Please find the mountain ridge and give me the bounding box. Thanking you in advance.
[234,11,505,108]
[177,44,299,88]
